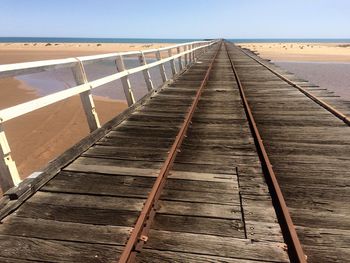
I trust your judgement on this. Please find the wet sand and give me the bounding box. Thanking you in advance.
[0,42,173,179]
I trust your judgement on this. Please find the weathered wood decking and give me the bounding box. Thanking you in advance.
[228,43,350,263]
[0,41,349,262]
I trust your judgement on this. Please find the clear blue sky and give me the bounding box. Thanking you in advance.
[1,0,349,39]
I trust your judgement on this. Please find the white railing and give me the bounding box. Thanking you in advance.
[0,40,218,192]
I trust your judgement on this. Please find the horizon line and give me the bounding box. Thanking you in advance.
[1,37,350,39]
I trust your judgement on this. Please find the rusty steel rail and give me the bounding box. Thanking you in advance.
[238,46,350,126]
[118,42,222,263]
[224,42,307,263]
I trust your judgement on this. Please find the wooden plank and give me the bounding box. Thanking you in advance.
[245,220,284,242]
[0,234,122,263]
[41,172,238,204]
[82,145,168,161]
[66,158,239,182]
[0,216,131,245]
[65,157,163,173]
[242,197,278,223]
[41,172,154,199]
[136,248,270,263]
[15,202,138,227]
[153,214,244,238]
[302,245,350,263]
[166,176,238,192]
[296,225,350,248]
[28,191,144,212]
[144,230,289,262]
[158,200,241,220]
[161,188,239,205]
[289,207,350,230]
[0,257,40,263]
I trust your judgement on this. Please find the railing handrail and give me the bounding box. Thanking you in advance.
[0,40,217,123]
[0,40,211,78]
[0,39,219,192]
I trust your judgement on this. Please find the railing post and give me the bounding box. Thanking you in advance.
[188,44,193,63]
[72,61,101,132]
[115,55,136,106]
[138,52,154,91]
[167,49,177,76]
[0,124,21,192]
[177,47,183,71]
[155,50,168,82]
[199,44,202,56]
[184,45,188,65]
[192,44,196,61]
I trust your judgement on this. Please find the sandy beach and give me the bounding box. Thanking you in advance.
[0,42,173,180]
[238,42,350,62]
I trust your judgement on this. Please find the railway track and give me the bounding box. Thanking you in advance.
[2,40,348,262]
[0,41,294,262]
[114,42,302,262]
[227,42,350,263]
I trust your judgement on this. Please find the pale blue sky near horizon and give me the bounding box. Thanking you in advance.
[0,0,349,39]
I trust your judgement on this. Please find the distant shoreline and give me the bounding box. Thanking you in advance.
[238,42,350,62]
[0,37,199,43]
[1,37,350,43]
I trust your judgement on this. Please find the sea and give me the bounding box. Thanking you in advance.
[1,37,349,103]
[1,37,350,43]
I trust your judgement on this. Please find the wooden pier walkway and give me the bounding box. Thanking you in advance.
[0,40,349,262]
[228,44,350,263]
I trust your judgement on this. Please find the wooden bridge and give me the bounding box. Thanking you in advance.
[0,40,349,262]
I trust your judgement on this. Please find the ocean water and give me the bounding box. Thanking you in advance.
[0,37,202,43]
[1,37,350,43]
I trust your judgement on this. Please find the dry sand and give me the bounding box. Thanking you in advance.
[0,42,173,180]
[237,42,350,62]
